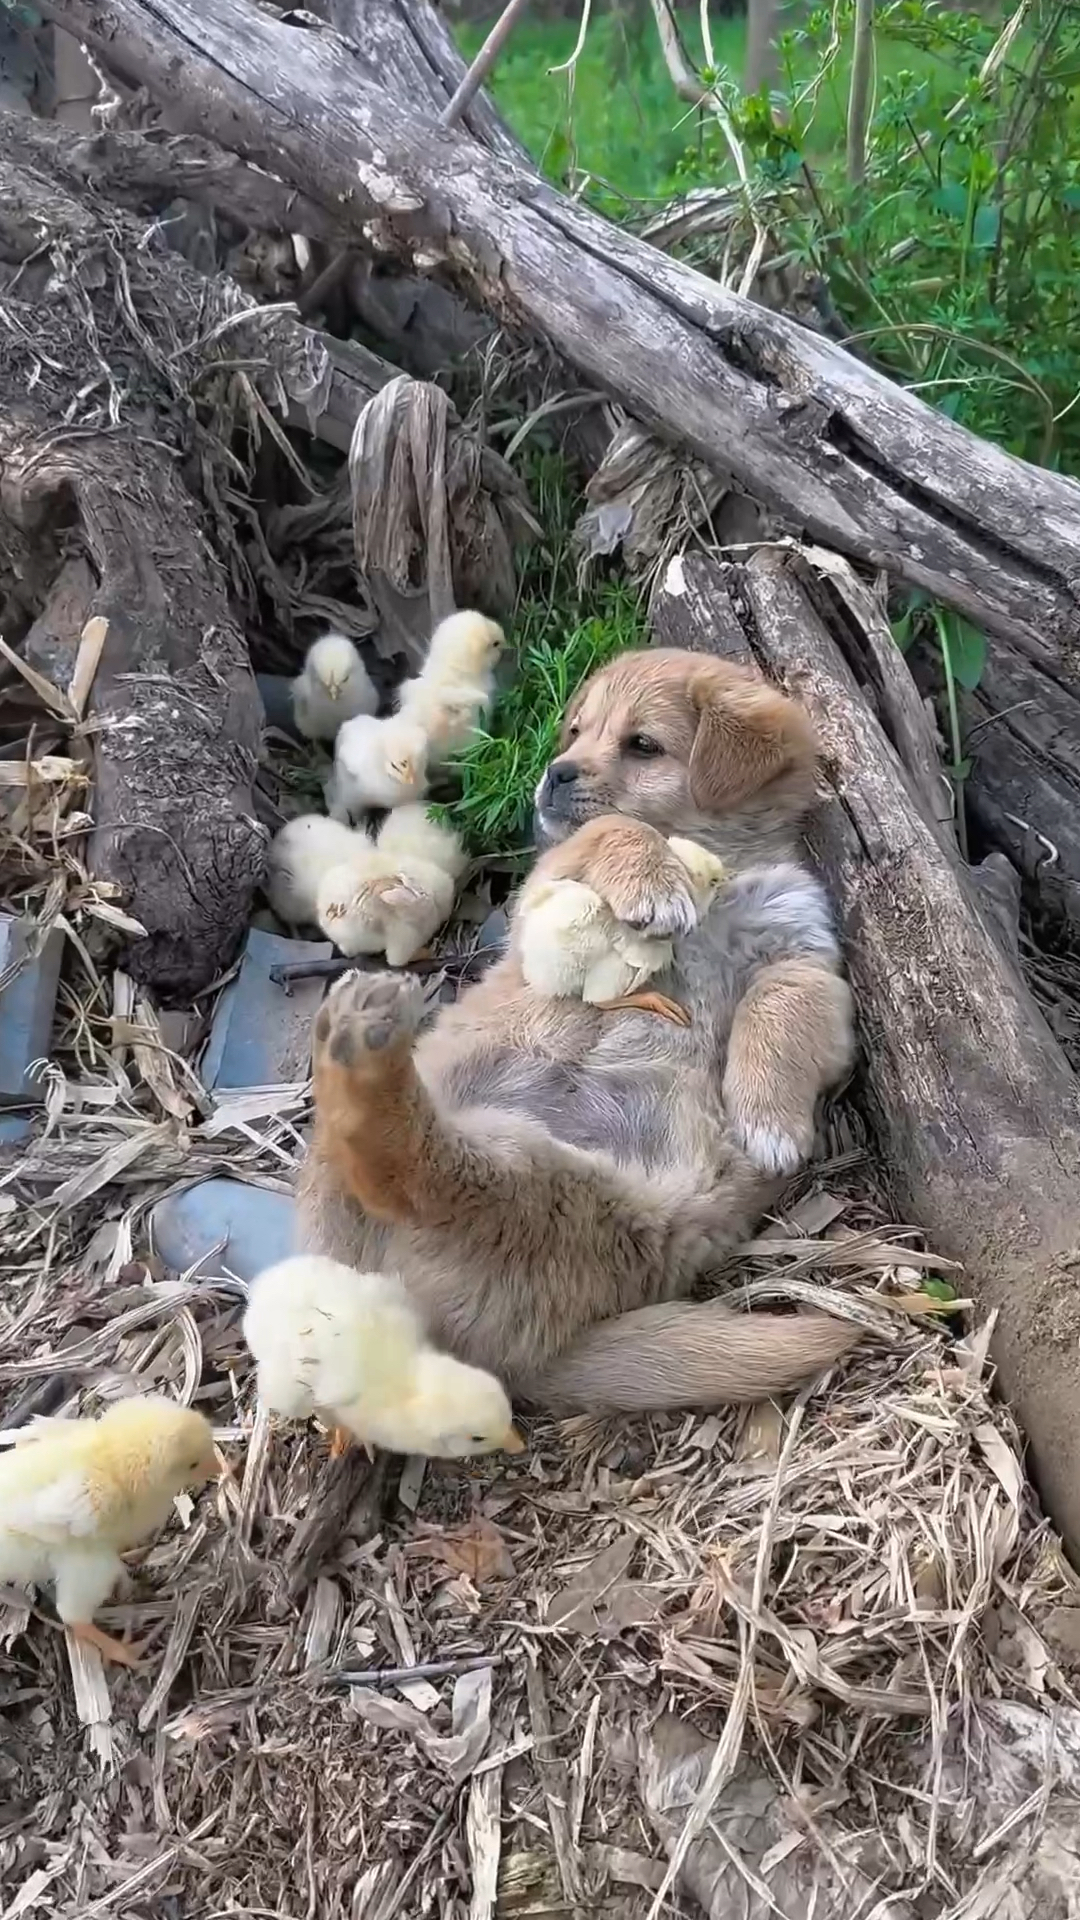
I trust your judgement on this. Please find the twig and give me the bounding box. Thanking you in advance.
[647,0,768,295]
[438,0,532,131]
[296,246,358,319]
[548,0,593,77]
[846,0,875,191]
[330,1653,498,1689]
[525,1648,586,1917]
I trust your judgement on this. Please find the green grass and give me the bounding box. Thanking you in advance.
[456,5,951,197]
[439,453,647,856]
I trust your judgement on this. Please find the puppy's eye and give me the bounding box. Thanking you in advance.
[565,722,580,742]
[624,733,664,758]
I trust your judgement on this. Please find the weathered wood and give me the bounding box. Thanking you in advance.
[961,648,1080,936]
[0,110,347,242]
[654,548,1080,1558]
[0,144,273,997]
[324,0,531,165]
[37,0,1080,676]
[0,412,263,1000]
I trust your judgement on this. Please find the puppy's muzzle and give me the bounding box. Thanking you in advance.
[535,758,586,839]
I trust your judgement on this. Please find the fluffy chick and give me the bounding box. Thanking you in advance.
[327,714,429,820]
[517,838,727,1014]
[667,836,729,919]
[396,610,505,758]
[0,1396,217,1666]
[517,878,670,1005]
[265,812,371,927]
[243,1254,525,1459]
[315,807,465,966]
[291,633,378,741]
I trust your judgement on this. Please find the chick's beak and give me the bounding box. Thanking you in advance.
[502,1426,526,1455]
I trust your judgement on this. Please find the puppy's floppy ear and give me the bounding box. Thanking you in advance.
[687,660,819,813]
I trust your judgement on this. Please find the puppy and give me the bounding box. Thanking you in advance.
[299,648,858,1413]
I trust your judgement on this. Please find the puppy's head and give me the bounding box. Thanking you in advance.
[535,649,819,843]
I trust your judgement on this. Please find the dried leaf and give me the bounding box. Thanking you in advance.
[408,1516,515,1585]
[349,1664,492,1785]
[639,1715,915,1920]
[546,1535,637,1634]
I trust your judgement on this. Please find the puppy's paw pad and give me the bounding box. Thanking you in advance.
[730,1119,808,1177]
[317,969,425,1067]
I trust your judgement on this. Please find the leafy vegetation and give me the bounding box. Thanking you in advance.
[454,0,1080,839]
[441,454,647,856]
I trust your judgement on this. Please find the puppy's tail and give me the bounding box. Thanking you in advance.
[523,1298,860,1413]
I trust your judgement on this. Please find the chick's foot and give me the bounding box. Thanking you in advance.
[68,1619,146,1668]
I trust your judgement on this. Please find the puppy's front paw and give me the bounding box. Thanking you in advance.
[729,1116,810,1177]
[314,968,425,1069]
[612,878,698,941]
[724,1077,816,1176]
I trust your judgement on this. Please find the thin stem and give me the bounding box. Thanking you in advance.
[846,0,874,192]
[548,0,594,75]
[935,610,970,863]
[438,0,532,130]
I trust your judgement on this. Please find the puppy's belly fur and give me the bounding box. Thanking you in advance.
[437,1028,721,1170]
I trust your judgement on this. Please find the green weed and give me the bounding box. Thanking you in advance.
[443,582,646,858]
[438,453,647,856]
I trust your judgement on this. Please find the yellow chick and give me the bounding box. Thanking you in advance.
[327,713,429,821]
[0,1395,217,1667]
[315,806,466,965]
[667,837,729,917]
[396,610,505,759]
[265,812,373,927]
[291,632,378,741]
[242,1254,525,1459]
[518,838,727,1023]
[518,878,671,1005]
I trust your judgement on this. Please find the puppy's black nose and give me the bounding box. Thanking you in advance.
[548,760,579,789]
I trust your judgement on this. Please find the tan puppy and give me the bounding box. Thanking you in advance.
[299,649,857,1412]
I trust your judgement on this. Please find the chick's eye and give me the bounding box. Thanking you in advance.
[625,733,664,758]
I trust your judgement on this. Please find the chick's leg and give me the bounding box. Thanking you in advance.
[55,1548,145,1667]
[68,1619,146,1668]
[594,991,691,1026]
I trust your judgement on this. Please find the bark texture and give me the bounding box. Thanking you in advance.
[0,150,267,998]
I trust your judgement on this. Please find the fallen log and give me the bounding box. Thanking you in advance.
[38,0,1080,677]
[653,549,1080,1557]
[0,151,268,998]
[0,121,527,987]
